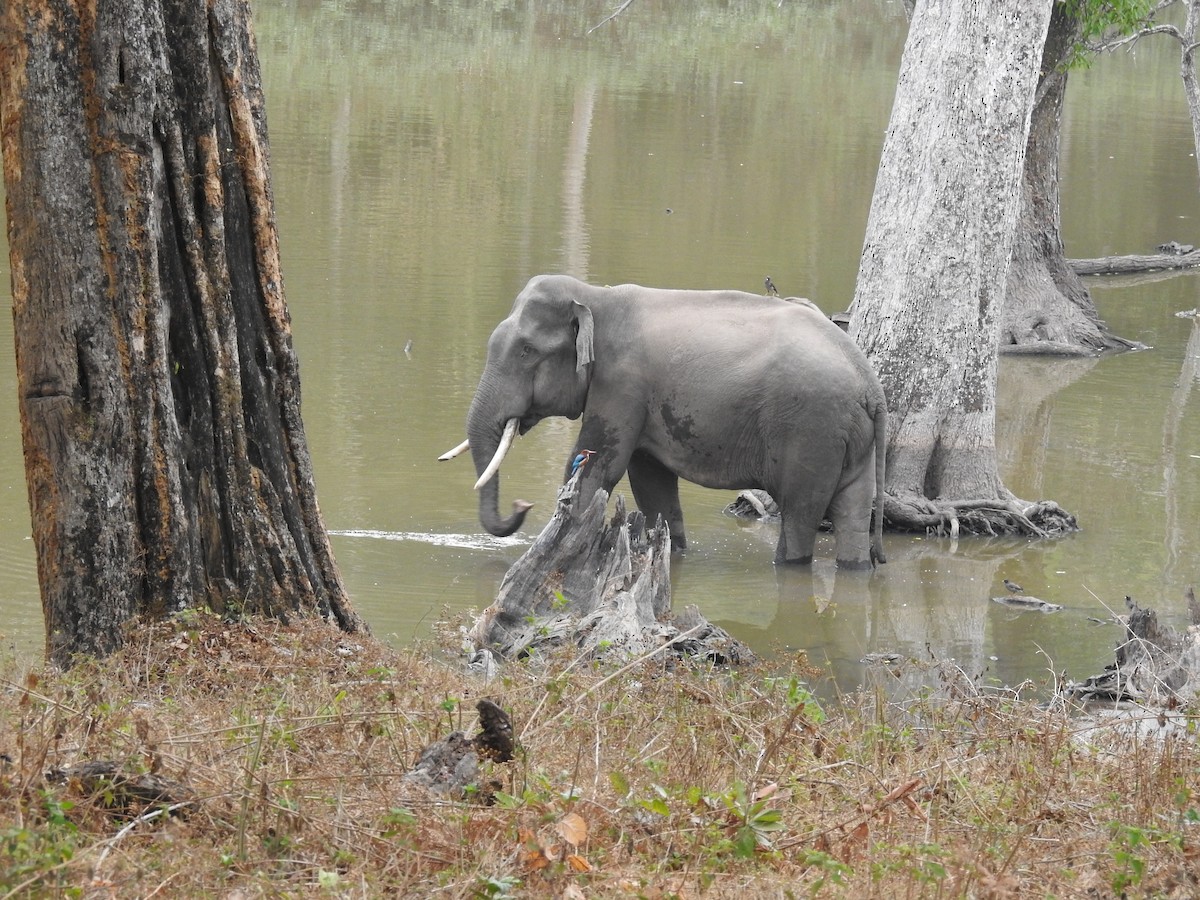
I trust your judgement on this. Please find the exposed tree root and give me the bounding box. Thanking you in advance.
[883,493,1078,538]
[728,489,1078,540]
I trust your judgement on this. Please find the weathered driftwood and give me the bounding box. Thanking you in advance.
[990,595,1063,613]
[469,475,752,665]
[1066,590,1200,707]
[1069,250,1200,276]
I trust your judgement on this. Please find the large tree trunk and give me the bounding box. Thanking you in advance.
[849,0,1075,537]
[1000,5,1137,354]
[0,0,363,666]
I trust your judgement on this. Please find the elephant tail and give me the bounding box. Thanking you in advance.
[871,399,887,566]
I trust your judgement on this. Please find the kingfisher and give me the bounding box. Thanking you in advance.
[570,449,596,477]
[764,276,779,297]
[1003,578,1024,595]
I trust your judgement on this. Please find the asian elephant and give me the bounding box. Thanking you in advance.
[458,274,887,568]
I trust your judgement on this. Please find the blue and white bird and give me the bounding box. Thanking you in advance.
[570,449,596,477]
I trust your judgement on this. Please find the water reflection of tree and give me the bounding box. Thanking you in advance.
[561,83,596,279]
[996,355,1099,497]
[1163,314,1200,580]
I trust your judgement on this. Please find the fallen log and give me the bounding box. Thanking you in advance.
[469,474,752,666]
[46,760,197,815]
[1069,249,1200,276]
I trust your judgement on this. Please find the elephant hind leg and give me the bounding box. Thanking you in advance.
[827,465,875,569]
[628,451,686,550]
[775,515,817,565]
[772,489,830,566]
[774,481,836,566]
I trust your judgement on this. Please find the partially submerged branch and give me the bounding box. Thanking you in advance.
[1069,249,1200,275]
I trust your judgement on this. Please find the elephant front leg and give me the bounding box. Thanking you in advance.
[627,450,686,550]
[563,414,640,519]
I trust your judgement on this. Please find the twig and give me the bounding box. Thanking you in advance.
[587,0,636,35]
[92,801,195,871]
[520,624,705,741]
[776,777,925,850]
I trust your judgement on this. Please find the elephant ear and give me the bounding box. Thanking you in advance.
[572,301,594,373]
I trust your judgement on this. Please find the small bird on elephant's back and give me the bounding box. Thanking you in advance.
[1004,579,1024,595]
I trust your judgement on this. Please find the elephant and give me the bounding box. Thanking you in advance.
[452,274,887,568]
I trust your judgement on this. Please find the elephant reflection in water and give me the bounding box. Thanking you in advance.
[444,274,887,569]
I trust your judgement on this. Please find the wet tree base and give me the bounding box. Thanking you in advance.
[469,477,753,666]
[728,489,1078,541]
[883,493,1079,538]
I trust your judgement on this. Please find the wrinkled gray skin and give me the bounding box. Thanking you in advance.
[466,274,887,567]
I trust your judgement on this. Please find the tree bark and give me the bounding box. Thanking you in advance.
[849,0,1075,537]
[0,0,362,666]
[1000,5,1136,354]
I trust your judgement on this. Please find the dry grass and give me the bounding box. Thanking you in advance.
[1,611,1198,898]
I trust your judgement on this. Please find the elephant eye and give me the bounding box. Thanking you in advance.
[520,344,532,359]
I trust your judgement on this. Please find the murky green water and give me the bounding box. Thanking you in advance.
[2,1,1198,693]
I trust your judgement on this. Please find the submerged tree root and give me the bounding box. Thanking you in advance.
[883,493,1078,538]
[728,489,1078,540]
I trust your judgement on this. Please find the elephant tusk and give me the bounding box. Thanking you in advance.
[474,418,519,490]
[438,438,470,461]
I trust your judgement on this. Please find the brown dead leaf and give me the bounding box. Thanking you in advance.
[902,793,928,821]
[753,781,779,801]
[837,821,869,863]
[520,846,551,871]
[556,811,588,847]
[566,853,592,872]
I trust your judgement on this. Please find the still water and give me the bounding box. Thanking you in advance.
[1,1,1198,694]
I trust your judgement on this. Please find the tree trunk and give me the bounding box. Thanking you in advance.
[1184,1,1200,190]
[849,0,1075,537]
[1000,5,1137,354]
[0,0,363,666]
[1066,591,1200,708]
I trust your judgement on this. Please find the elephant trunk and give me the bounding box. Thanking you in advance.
[467,405,532,537]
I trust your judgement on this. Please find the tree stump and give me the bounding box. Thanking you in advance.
[1066,590,1200,707]
[469,476,752,666]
